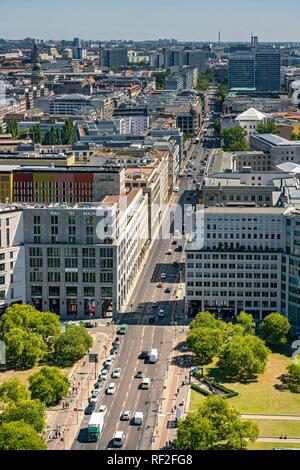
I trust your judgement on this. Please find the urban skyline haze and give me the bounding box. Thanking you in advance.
[1,0,300,42]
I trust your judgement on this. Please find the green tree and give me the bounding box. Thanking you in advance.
[189,311,226,331]
[0,421,47,450]
[0,378,30,404]
[213,118,221,135]
[0,399,46,433]
[218,334,269,380]
[31,125,42,144]
[55,128,62,145]
[7,119,18,138]
[187,327,224,365]
[174,396,259,450]
[236,311,256,335]
[62,119,74,145]
[256,121,279,134]
[260,312,291,347]
[291,133,300,141]
[53,325,93,367]
[4,328,47,369]
[221,126,248,151]
[284,363,300,393]
[29,366,70,406]
[152,71,169,90]
[43,130,51,145]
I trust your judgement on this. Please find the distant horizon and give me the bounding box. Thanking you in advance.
[1,0,300,43]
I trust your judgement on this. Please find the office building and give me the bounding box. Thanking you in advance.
[100,48,128,68]
[255,48,281,94]
[228,53,256,90]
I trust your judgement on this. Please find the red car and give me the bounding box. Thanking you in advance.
[157,283,163,288]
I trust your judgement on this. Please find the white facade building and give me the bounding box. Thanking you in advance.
[0,206,25,314]
[235,107,267,138]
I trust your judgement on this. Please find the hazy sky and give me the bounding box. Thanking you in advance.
[1,0,299,42]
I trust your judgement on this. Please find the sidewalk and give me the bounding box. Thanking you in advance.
[46,325,116,450]
[152,327,191,450]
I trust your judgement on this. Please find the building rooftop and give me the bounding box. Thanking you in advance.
[251,134,300,147]
[236,107,267,121]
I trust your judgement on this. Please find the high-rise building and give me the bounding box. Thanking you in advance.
[75,48,87,60]
[100,48,128,68]
[184,50,207,74]
[228,53,256,89]
[255,48,281,93]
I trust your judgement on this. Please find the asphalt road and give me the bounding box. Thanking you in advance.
[71,101,219,451]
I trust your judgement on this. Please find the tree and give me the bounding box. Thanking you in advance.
[236,311,256,335]
[174,396,259,450]
[7,119,18,139]
[221,126,248,151]
[291,133,300,141]
[53,325,93,367]
[218,334,269,380]
[196,72,214,92]
[0,399,46,433]
[189,311,226,331]
[284,363,300,393]
[213,118,221,135]
[256,121,279,135]
[31,125,42,144]
[260,312,291,347]
[4,328,47,369]
[152,72,168,90]
[0,421,47,450]
[187,327,224,365]
[62,119,75,145]
[29,366,70,406]
[0,378,30,404]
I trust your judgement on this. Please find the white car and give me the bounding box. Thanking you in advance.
[101,369,109,380]
[152,302,158,308]
[174,187,179,193]
[112,368,122,379]
[99,405,108,416]
[121,410,132,421]
[113,431,125,447]
[105,356,114,367]
[158,309,165,318]
[160,273,167,279]
[106,383,117,395]
[167,249,173,255]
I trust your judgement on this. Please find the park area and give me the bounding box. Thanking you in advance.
[190,352,300,450]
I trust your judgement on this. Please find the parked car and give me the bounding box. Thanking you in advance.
[160,273,167,279]
[157,283,163,288]
[158,309,165,317]
[99,405,108,416]
[85,321,95,328]
[149,316,155,324]
[164,287,171,293]
[85,402,96,415]
[100,369,109,380]
[104,356,114,367]
[152,301,158,308]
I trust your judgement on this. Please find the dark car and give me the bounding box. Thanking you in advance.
[175,246,183,252]
[165,287,171,293]
[139,351,149,359]
[85,402,96,415]
[172,239,177,245]
[85,321,95,328]
[112,345,120,354]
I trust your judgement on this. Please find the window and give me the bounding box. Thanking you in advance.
[65,272,78,283]
[48,272,61,283]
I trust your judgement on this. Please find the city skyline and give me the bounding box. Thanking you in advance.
[1,0,300,42]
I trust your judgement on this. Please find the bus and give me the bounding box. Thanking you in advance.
[118,324,128,335]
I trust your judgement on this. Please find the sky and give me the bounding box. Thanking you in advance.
[1,0,300,42]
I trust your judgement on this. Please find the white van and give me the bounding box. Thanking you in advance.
[140,378,151,389]
[133,412,144,425]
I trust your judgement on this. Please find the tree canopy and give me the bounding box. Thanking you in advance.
[0,421,47,450]
[218,334,269,380]
[236,311,256,335]
[284,363,300,393]
[29,366,70,406]
[260,312,291,346]
[3,328,47,369]
[0,378,30,404]
[174,396,259,450]
[0,399,46,433]
[187,327,224,365]
[53,325,93,367]
[256,121,279,135]
[221,126,248,151]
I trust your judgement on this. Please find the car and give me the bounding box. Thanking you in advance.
[157,283,163,288]
[110,348,117,357]
[173,261,179,267]
[112,345,120,354]
[158,310,165,318]
[99,405,108,416]
[113,431,125,447]
[167,249,172,255]
[174,187,179,193]
[104,356,114,367]
[112,340,120,347]
[152,301,158,308]
[160,272,166,279]
[172,239,177,245]
[164,287,171,293]
[149,316,155,323]
[139,351,149,360]
[89,395,99,404]
[100,369,109,380]
[106,383,117,395]
[121,411,132,421]
[174,230,180,237]
[175,245,183,252]
[93,382,101,390]
[85,321,95,328]
[136,370,144,378]
[85,402,96,415]
[112,368,122,379]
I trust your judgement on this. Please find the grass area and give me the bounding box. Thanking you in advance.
[247,441,300,450]
[242,419,300,438]
[190,388,206,411]
[0,364,72,388]
[202,353,300,415]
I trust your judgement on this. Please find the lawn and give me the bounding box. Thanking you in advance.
[242,419,300,438]
[247,441,300,450]
[0,364,72,388]
[200,353,300,415]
